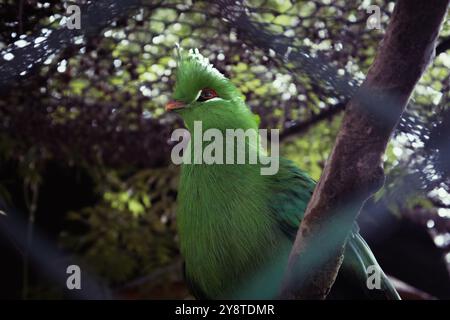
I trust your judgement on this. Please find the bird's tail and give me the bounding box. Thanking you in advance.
[344,231,401,300]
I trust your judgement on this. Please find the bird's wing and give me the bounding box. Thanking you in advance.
[270,158,400,299]
[268,158,316,240]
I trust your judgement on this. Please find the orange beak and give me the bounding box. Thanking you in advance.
[165,100,185,111]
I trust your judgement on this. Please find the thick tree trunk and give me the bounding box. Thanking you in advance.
[280,0,449,299]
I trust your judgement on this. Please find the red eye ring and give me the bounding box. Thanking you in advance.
[197,88,218,102]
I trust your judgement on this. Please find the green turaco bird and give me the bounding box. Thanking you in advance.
[166,48,400,300]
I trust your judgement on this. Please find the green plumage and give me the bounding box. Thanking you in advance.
[170,49,400,299]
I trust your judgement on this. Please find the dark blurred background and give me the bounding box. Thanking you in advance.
[0,0,449,299]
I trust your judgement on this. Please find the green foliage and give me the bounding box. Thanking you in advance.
[60,166,179,284]
[282,115,342,181]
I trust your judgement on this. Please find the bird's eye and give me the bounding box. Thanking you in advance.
[197,88,218,102]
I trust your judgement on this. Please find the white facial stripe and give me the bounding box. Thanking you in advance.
[206,97,223,103]
[191,90,202,103]
[191,91,223,104]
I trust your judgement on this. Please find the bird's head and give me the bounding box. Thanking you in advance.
[166,48,258,132]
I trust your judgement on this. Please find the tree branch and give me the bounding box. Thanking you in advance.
[280,0,450,299]
[279,102,345,142]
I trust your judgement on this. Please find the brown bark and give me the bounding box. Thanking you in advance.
[280,0,450,299]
